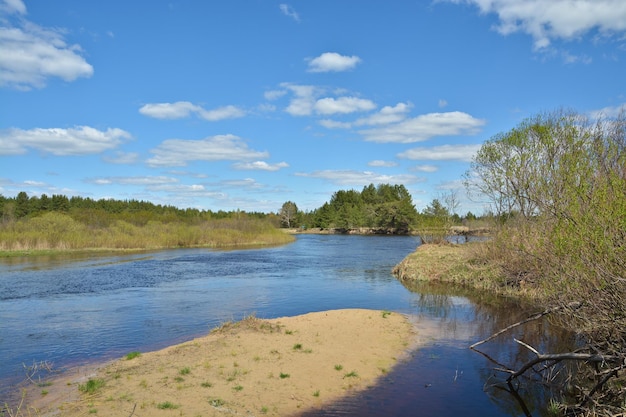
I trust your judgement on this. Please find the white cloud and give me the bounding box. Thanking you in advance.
[219,178,264,189]
[397,144,482,162]
[139,101,245,121]
[102,151,139,164]
[148,183,207,192]
[589,102,626,119]
[279,4,300,22]
[0,21,94,90]
[307,52,362,73]
[561,50,592,64]
[0,126,132,155]
[167,170,209,179]
[146,134,269,167]
[281,83,318,116]
[139,101,201,119]
[233,161,289,171]
[360,111,486,143]
[295,170,421,186]
[411,164,439,173]
[318,119,352,129]
[314,96,376,115]
[86,176,179,186]
[1,0,26,15]
[264,89,287,100]
[199,105,246,121]
[448,0,626,49]
[318,102,411,129]
[281,84,376,117]
[286,97,315,116]
[368,160,398,167]
[23,179,45,186]
[354,102,412,126]
[438,99,448,108]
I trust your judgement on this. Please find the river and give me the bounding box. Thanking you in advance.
[0,234,571,416]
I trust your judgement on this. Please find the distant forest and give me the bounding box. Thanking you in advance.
[0,192,277,225]
[280,183,479,231]
[1,183,482,232]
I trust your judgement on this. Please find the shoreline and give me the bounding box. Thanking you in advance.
[13,309,423,417]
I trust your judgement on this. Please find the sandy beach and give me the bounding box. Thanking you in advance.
[22,309,422,417]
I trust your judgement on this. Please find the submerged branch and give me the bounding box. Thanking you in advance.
[469,301,582,350]
[506,349,622,382]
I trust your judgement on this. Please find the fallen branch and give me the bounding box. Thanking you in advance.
[506,338,622,382]
[470,301,582,350]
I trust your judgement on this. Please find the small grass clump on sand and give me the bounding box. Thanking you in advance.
[125,351,141,360]
[210,313,283,335]
[156,401,179,409]
[78,378,105,394]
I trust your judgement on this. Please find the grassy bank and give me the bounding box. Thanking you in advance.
[393,242,626,415]
[0,212,294,256]
[392,242,541,301]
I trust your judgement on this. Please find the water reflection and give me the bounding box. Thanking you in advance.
[300,280,576,417]
[403,281,576,417]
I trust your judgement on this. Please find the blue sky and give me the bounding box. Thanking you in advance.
[1,0,625,215]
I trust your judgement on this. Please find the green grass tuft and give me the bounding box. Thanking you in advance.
[156,401,179,410]
[79,378,105,394]
[125,351,141,360]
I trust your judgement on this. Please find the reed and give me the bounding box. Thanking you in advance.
[0,212,294,254]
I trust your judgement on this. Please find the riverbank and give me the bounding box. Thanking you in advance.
[0,213,294,257]
[14,309,420,417]
[392,242,539,300]
[284,226,491,236]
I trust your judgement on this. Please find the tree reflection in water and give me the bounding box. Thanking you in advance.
[403,281,578,417]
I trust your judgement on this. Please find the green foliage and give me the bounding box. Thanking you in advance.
[466,108,626,409]
[308,183,419,231]
[422,199,448,218]
[125,351,141,360]
[0,193,276,226]
[78,378,105,394]
[156,401,179,409]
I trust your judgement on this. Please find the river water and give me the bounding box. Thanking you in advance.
[0,235,571,416]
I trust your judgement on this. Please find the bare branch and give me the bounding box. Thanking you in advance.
[470,301,581,350]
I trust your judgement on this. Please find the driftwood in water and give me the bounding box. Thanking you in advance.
[470,301,626,412]
[504,339,622,382]
[469,301,582,350]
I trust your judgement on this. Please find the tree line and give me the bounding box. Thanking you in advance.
[279,183,481,233]
[0,192,278,226]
